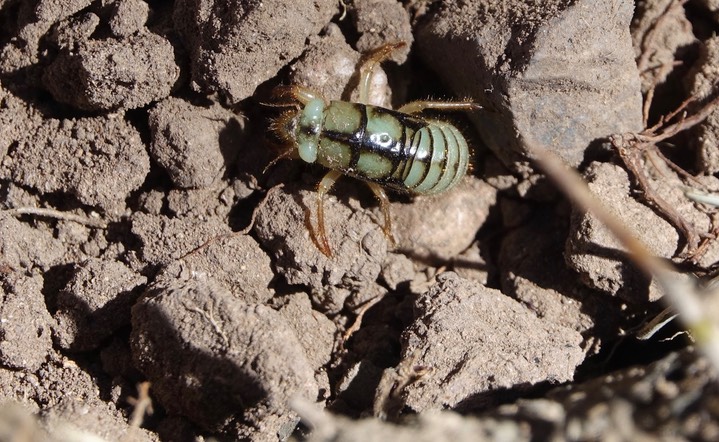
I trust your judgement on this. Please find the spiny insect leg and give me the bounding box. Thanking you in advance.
[273,84,323,105]
[358,42,407,104]
[316,169,343,257]
[398,101,482,114]
[366,181,396,246]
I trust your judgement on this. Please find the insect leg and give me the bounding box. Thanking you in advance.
[398,101,482,114]
[316,169,343,257]
[273,84,324,105]
[358,42,407,104]
[366,182,396,246]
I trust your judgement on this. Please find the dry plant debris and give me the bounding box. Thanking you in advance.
[1,0,719,441]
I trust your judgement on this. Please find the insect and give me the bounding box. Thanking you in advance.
[270,42,479,256]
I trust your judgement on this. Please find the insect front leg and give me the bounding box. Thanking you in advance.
[366,182,396,246]
[397,101,483,114]
[316,169,343,257]
[357,42,407,104]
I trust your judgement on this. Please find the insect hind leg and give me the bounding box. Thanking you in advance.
[398,101,482,114]
[272,84,324,105]
[315,169,343,257]
[366,182,396,246]
[357,42,407,104]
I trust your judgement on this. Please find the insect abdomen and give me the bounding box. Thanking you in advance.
[400,121,469,194]
[315,101,469,194]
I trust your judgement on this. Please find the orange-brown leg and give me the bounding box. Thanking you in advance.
[397,101,482,114]
[272,84,323,106]
[357,42,407,104]
[316,170,343,256]
[366,182,396,246]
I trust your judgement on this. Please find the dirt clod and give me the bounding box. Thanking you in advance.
[174,0,337,103]
[397,272,584,412]
[499,204,600,340]
[41,396,158,442]
[416,0,643,168]
[2,112,150,214]
[148,97,243,189]
[565,162,679,302]
[288,23,394,108]
[43,31,179,111]
[254,185,388,310]
[129,213,231,266]
[277,292,336,398]
[379,252,416,291]
[0,215,65,271]
[156,233,275,304]
[352,0,413,63]
[290,24,362,103]
[392,177,496,261]
[0,0,93,74]
[108,0,150,38]
[53,258,147,352]
[0,274,53,371]
[131,274,318,437]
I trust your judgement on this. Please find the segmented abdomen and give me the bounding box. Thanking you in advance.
[398,121,469,194]
[316,101,470,194]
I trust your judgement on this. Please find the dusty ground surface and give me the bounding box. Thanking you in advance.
[1,0,719,441]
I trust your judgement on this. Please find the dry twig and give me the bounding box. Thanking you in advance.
[341,293,385,344]
[2,207,107,228]
[372,350,432,420]
[636,0,688,75]
[615,0,719,258]
[124,381,153,441]
[529,141,719,372]
[612,94,719,257]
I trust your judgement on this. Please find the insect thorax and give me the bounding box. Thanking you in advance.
[314,101,428,187]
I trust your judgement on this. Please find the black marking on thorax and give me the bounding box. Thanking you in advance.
[321,104,427,173]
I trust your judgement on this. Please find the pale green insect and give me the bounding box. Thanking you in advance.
[272,42,478,256]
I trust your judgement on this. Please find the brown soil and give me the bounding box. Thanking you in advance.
[1,0,719,441]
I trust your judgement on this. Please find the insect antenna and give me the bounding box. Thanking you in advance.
[257,100,301,110]
[263,147,296,175]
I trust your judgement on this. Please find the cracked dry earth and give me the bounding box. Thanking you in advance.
[2,0,719,441]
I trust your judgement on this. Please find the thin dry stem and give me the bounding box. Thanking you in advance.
[647,95,691,133]
[642,61,675,127]
[3,207,107,228]
[124,381,153,441]
[648,146,705,187]
[615,138,701,252]
[643,83,656,128]
[635,307,679,340]
[636,0,688,74]
[186,301,229,347]
[612,92,719,256]
[342,293,385,344]
[529,142,719,371]
[641,95,719,144]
